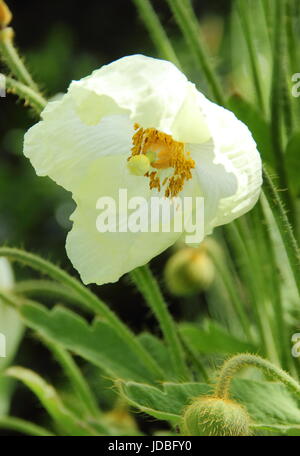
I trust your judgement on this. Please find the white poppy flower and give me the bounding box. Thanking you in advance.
[23,55,262,285]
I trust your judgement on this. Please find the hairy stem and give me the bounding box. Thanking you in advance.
[132,0,181,67]
[215,354,300,399]
[5,76,46,115]
[165,0,225,104]
[130,265,189,380]
[0,28,39,91]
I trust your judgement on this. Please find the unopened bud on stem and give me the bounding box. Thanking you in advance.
[182,396,251,436]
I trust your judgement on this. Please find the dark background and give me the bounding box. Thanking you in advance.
[0,0,231,430]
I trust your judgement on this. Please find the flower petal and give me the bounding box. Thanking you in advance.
[66,154,194,284]
[190,98,262,234]
[70,56,211,144]
[24,96,133,192]
[69,55,189,132]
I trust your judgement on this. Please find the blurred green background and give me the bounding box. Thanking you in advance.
[0,0,233,431]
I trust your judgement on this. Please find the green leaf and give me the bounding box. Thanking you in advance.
[138,333,174,375]
[179,320,256,356]
[231,378,300,426]
[0,258,24,416]
[120,381,211,422]
[19,301,160,384]
[285,131,300,197]
[6,367,99,436]
[227,94,273,165]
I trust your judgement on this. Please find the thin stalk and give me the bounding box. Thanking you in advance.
[255,199,295,374]
[41,337,100,418]
[165,0,225,104]
[0,416,55,436]
[5,76,46,116]
[215,354,300,399]
[236,0,265,113]
[0,247,164,381]
[261,0,274,45]
[270,0,295,224]
[132,0,181,67]
[14,280,91,313]
[0,28,39,91]
[130,265,189,381]
[225,222,273,360]
[234,217,280,365]
[208,249,252,342]
[262,168,300,297]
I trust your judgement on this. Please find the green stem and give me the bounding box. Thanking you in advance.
[130,265,189,380]
[236,218,280,364]
[14,279,92,313]
[41,337,100,418]
[0,247,164,381]
[215,354,300,400]
[0,416,55,436]
[225,222,275,360]
[236,0,265,113]
[5,76,46,116]
[209,248,252,342]
[262,168,300,297]
[270,0,295,223]
[0,28,39,91]
[165,0,225,104]
[256,199,294,374]
[132,0,181,67]
[261,0,274,45]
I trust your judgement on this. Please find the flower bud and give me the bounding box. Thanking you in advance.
[164,243,216,296]
[182,396,251,436]
[0,1,12,29]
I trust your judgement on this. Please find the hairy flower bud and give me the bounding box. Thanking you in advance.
[182,396,251,436]
[0,1,12,29]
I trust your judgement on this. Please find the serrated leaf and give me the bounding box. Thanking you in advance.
[179,321,256,356]
[120,381,211,422]
[6,367,98,436]
[19,301,159,383]
[138,333,174,375]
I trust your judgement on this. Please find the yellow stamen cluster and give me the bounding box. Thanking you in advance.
[128,124,195,198]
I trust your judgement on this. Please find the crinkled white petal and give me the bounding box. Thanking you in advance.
[24,97,133,191]
[67,154,195,284]
[69,55,211,143]
[190,95,262,234]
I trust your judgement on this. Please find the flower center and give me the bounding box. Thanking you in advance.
[127,124,195,198]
